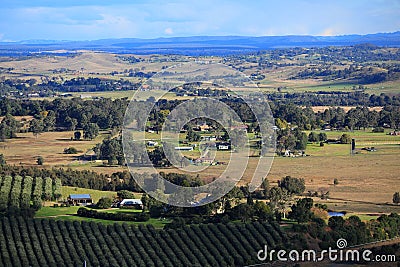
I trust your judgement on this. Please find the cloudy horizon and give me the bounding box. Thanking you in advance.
[0,0,399,41]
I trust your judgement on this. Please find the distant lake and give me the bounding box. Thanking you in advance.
[328,211,345,217]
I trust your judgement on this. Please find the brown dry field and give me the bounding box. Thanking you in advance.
[0,52,131,75]
[156,148,400,206]
[0,131,108,166]
[2,51,400,95]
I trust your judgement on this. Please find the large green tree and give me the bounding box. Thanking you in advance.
[339,133,352,144]
[0,154,6,165]
[393,192,400,204]
[29,118,44,138]
[288,197,313,223]
[0,114,20,141]
[84,123,99,140]
[97,137,124,165]
[279,176,305,195]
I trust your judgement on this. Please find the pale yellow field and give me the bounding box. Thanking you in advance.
[1,131,109,166]
[2,51,400,94]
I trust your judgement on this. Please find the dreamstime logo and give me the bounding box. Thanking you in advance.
[122,62,275,207]
[336,238,347,249]
[257,238,397,263]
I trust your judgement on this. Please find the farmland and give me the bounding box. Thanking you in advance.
[0,131,109,166]
[60,186,118,203]
[0,216,287,266]
[2,125,399,214]
[0,42,400,266]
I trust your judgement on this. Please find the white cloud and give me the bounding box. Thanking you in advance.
[319,28,336,36]
[164,27,173,35]
[0,0,399,40]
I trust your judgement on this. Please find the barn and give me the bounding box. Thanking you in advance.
[68,194,93,206]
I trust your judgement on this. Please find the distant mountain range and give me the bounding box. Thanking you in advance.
[1,31,399,55]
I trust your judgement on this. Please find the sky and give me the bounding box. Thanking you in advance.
[0,0,399,41]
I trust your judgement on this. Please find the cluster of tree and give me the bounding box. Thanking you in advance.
[267,92,400,107]
[77,207,150,222]
[0,77,140,96]
[142,186,242,221]
[186,128,201,142]
[0,164,209,195]
[276,126,308,153]
[224,44,400,68]
[117,55,141,64]
[117,190,137,200]
[286,197,400,249]
[171,84,229,97]
[1,97,400,144]
[288,198,314,223]
[278,176,306,195]
[94,137,124,165]
[308,131,328,143]
[318,213,400,249]
[0,216,289,266]
[0,114,20,141]
[339,133,352,144]
[0,164,138,192]
[292,64,396,84]
[1,115,99,142]
[272,104,400,131]
[0,97,128,130]
[141,176,305,226]
[143,173,204,196]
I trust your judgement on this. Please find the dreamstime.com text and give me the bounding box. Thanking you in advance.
[257,238,397,263]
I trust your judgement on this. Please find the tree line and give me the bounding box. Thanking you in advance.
[0,165,208,194]
[271,103,400,131]
[0,77,140,96]
[0,175,61,215]
[77,207,150,222]
[267,91,400,107]
[1,97,400,142]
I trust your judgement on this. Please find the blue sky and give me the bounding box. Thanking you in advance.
[0,0,399,41]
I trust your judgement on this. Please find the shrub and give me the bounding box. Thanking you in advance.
[36,156,44,165]
[96,197,113,209]
[64,147,78,154]
[77,207,150,222]
[117,190,136,200]
[372,127,384,133]
[339,134,351,144]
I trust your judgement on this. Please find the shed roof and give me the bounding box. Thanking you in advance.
[69,194,92,199]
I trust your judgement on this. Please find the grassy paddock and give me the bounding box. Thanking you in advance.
[35,206,80,217]
[1,130,109,166]
[98,208,143,213]
[61,186,118,202]
[35,206,170,228]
